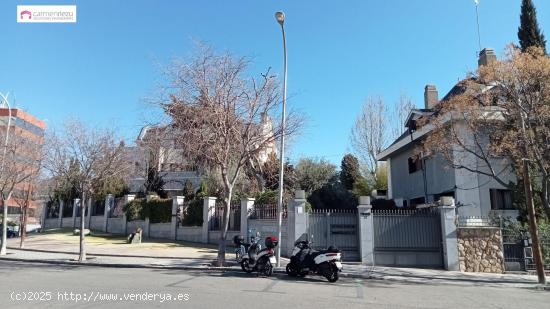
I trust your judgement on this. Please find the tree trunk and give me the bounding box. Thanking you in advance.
[217,172,233,266]
[0,198,7,255]
[19,186,31,249]
[541,176,550,221]
[217,190,233,267]
[523,161,546,284]
[78,191,87,262]
[19,206,27,249]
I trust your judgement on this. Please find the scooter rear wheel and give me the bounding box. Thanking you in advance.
[286,264,298,277]
[241,260,253,273]
[324,268,339,283]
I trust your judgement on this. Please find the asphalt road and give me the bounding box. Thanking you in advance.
[0,261,547,309]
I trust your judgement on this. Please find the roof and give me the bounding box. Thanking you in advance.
[377,77,488,161]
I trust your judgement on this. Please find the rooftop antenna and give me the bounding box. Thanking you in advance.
[474,0,482,54]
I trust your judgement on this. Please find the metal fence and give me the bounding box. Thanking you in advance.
[210,202,240,231]
[373,208,442,251]
[110,197,125,218]
[91,199,105,216]
[62,201,73,218]
[45,201,59,219]
[249,203,288,220]
[307,209,358,261]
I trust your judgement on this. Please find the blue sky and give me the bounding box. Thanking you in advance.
[1,0,548,164]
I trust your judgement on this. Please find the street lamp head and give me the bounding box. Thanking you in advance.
[275,11,285,25]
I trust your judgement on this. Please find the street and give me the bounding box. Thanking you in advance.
[0,261,547,309]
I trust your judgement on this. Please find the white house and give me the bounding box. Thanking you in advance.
[377,49,519,219]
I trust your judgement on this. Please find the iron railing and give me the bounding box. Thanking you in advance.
[210,202,240,231]
[249,203,287,220]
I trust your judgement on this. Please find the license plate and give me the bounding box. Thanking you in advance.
[269,256,277,264]
[335,262,343,270]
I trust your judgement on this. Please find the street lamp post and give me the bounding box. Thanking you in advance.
[0,92,12,256]
[275,11,287,267]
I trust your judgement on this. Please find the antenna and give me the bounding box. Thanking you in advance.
[474,0,482,53]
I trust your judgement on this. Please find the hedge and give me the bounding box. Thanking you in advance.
[123,198,173,223]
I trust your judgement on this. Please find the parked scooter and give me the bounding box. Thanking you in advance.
[285,239,343,282]
[234,234,259,271]
[233,234,278,276]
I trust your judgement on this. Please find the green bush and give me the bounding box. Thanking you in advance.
[123,198,172,223]
[181,198,203,226]
[123,199,146,221]
[504,220,550,266]
[146,199,172,223]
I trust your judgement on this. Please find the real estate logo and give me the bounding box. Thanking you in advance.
[17,5,77,23]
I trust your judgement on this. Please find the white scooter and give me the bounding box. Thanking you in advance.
[286,239,343,282]
[233,234,278,276]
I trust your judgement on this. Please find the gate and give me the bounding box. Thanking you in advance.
[373,208,443,268]
[307,209,359,261]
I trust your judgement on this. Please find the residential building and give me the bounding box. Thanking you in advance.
[0,107,46,225]
[377,49,518,218]
[127,114,278,197]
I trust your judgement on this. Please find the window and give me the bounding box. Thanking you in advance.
[490,189,514,210]
[408,155,423,173]
[409,197,426,208]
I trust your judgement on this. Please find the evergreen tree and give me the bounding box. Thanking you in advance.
[183,180,195,200]
[518,0,547,54]
[145,166,166,198]
[340,154,362,191]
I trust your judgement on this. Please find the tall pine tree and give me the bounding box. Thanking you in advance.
[518,0,547,54]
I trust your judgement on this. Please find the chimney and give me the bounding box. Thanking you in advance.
[424,85,438,109]
[478,48,497,67]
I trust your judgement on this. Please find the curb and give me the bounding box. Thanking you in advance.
[0,257,235,272]
[0,256,373,280]
[7,247,219,261]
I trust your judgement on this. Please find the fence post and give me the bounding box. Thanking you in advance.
[240,198,254,241]
[144,217,150,238]
[72,198,80,228]
[86,198,92,229]
[439,196,459,271]
[103,194,113,232]
[357,196,374,265]
[287,190,308,256]
[122,194,134,235]
[172,196,184,241]
[202,197,216,244]
[58,199,64,228]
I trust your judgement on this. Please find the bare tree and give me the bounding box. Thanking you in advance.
[161,46,302,265]
[350,96,388,182]
[14,158,43,249]
[421,46,549,284]
[0,124,43,255]
[44,121,129,262]
[392,94,416,139]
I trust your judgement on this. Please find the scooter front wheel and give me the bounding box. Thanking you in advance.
[286,264,298,277]
[241,260,253,273]
[263,260,273,277]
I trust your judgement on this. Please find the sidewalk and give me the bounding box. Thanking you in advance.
[0,247,543,288]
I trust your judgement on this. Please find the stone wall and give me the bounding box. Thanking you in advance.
[177,226,203,243]
[149,223,172,239]
[89,216,103,230]
[457,227,504,273]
